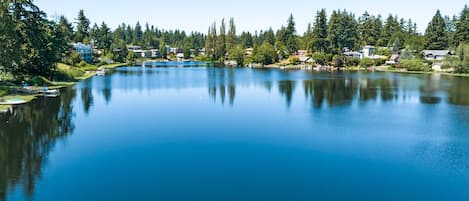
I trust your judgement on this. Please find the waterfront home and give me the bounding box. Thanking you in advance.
[344,51,363,59]
[149,49,160,58]
[73,43,93,63]
[422,50,452,61]
[361,45,378,58]
[299,56,313,64]
[296,50,308,57]
[386,54,400,65]
[245,48,253,56]
[198,48,206,56]
[126,45,141,51]
[170,48,184,54]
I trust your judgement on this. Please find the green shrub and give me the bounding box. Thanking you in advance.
[66,52,82,66]
[346,57,360,67]
[78,61,88,67]
[360,58,375,67]
[332,55,345,67]
[400,59,430,71]
[312,53,327,65]
[289,56,300,65]
[376,57,388,66]
[28,76,47,86]
[0,87,8,97]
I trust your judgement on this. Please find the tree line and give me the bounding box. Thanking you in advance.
[1,1,469,81]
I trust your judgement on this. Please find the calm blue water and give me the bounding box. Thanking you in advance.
[1,64,469,201]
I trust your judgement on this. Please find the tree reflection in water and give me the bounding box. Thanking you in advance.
[0,87,76,200]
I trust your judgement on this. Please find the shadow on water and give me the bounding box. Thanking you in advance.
[0,88,77,201]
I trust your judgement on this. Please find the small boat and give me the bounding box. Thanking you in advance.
[0,98,28,105]
[96,70,106,76]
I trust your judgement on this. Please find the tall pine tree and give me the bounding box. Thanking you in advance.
[424,10,449,49]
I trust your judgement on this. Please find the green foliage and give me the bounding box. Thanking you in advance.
[126,51,136,63]
[67,52,83,66]
[311,9,329,52]
[311,52,331,65]
[358,11,382,46]
[425,10,449,50]
[255,42,278,65]
[289,56,300,65]
[346,57,361,67]
[75,10,90,43]
[328,10,359,53]
[454,5,469,46]
[376,47,391,57]
[360,58,375,67]
[400,59,430,71]
[228,45,245,67]
[332,55,345,67]
[451,43,469,73]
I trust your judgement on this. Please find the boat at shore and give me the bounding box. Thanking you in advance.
[0,98,28,105]
[96,67,106,76]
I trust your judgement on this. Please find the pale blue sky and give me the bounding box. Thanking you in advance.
[36,0,467,34]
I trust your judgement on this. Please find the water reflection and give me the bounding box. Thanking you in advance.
[2,66,469,201]
[207,68,236,106]
[0,88,76,200]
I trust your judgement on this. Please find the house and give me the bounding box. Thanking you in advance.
[385,54,400,65]
[73,43,93,63]
[176,53,184,59]
[170,48,184,54]
[296,50,308,57]
[361,45,378,58]
[299,56,313,64]
[198,48,206,56]
[344,51,363,59]
[126,45,141,51]
[245,48,253,56]
[149,49,160,58]
[422,50,451,61]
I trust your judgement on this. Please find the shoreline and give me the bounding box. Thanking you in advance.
[0,63,128,112]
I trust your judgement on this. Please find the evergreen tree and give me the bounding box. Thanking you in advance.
[263,28,276,46]
[424,10,449,49]
[159,38,167,59]
[311,9,329,52]
[378,15,400,47]
[454,5,469,46]
[0,1,19,73]
[89,23,99,45]
[58,15,74,43]
[97,22,112,52]
[125,25,133,44]
[10,0,64,77]
[74,9,90,43]
[358,11,381,46]
[226,18,236,53]
[285,14,298,55]
[303,23,313,50]
[240,31,253,48]
[327,10,358,52]
[216,19,226,60]
[205,22,217,60]
[132,22,143,45]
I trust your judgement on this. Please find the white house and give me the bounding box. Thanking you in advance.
[422,50,451,61]
[344,51,363,59]
[361,46,378,58]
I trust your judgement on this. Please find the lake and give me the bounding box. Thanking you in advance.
[1,63,469,201]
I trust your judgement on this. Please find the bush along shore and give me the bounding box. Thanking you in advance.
[0,63,127,112]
